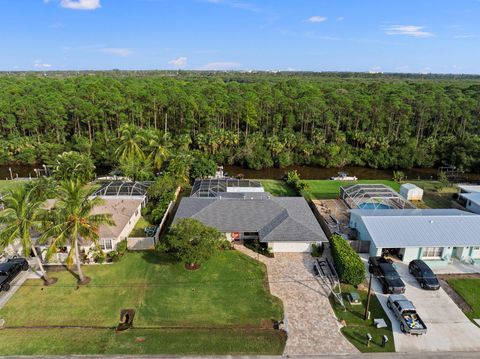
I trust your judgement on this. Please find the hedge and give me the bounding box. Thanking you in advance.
[330,234,366,286]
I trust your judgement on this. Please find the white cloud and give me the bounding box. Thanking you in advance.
[201,62,240,70]
[336,16,344,21]
[168,57,188,68]
[307,16,327,23]
[369,66,383,74]
[33,61,52,69]
[100,48,132,57]
[59,0,100,10]
[384,25,434,38]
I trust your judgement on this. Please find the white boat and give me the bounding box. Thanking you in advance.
[330,172,358,181]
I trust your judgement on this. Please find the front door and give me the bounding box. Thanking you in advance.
[452,247,458,258]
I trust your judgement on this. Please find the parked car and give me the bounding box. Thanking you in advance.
[408,259,440,290]
[0,257,29,292]
[387,294,427,335]
[368,256,406,294]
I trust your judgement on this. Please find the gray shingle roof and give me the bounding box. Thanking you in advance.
[351,208,480,248]
[174,195,327,243]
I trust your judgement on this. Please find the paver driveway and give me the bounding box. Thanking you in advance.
[361,255,480,352]
[236,245,358,355]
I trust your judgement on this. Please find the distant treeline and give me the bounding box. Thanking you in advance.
[0,72,479,172]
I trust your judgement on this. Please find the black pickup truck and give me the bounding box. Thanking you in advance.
[368,256,406,294]
[0,257,29,292]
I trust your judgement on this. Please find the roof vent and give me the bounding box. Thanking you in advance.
[429,219,434,224]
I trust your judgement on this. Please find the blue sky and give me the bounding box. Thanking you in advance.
[1,0,479,73]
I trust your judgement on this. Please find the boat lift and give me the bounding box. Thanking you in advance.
[314,258,345,310]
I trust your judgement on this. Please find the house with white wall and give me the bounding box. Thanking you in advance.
[349,208,480,267]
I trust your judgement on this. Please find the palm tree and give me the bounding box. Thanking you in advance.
[41,180,114,284]
[115,124,146,161]
[146,131,170,172]
[0,186,56,285]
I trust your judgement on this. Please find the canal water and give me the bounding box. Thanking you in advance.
[1,164,479,182]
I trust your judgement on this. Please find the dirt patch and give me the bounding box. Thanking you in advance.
[437,278,473,314]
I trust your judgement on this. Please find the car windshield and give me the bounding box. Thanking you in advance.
[385,272,399,280]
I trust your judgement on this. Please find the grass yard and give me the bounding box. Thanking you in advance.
[302,180,400,200]
[330,284,395,353]
[0,250,285,355]
[409,181,456,209]
[129,217,154,237]
[446,278,480,326]
[260,180,297,196]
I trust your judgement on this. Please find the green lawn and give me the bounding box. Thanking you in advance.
[260,180,297,196]
[446,278,480,326]
[330,285,395,353]
[0,250,285,355]
[408,181,456,209]
[302,180,400,200]
[129,217,154,237]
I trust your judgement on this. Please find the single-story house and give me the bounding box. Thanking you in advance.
[460,192,480,215]
[174,191,327,253]
[34,197,144,263]
[457,184,480,194]
[349,208,480,267]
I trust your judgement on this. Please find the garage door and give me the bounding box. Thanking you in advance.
[271,242,312,253]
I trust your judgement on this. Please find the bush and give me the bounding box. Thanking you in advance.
[284,170,309,194]
[243,238,274,258]
[219,239,233,250]
[116,239,128,255]
[330,234,365,286]
[107,250,120,262]
[311,243,324,258]
[91,247,106,264]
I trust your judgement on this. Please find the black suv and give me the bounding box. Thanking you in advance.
[0,257,29,292]
[408,259,440,290]
[368,256,406,294]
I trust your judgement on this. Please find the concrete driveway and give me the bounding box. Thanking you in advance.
[362,255,480,352]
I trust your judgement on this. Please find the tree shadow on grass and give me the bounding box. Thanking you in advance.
[141,250,177,266]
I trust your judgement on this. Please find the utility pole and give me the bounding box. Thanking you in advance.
[364,273,373,320]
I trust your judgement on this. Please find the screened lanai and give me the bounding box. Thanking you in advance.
[340,183,415,210]
[191,178,264,198]
[92,181,153,197]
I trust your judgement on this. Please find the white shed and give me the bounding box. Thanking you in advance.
[400,183,423,201]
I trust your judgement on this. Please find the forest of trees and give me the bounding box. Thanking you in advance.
[0,71,479,172]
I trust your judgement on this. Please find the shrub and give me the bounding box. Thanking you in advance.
[219,239,232,250]
[91,248,106,264]
[107,250,120,262]
[311,243,324,258]
[116,239,128,255]
[393,170,405,182]
[243,238,274,258]
[284,170,309,194]
[330,234,365,286]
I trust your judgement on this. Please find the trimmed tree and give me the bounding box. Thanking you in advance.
[330,234,366,286]
[157,218,222,269]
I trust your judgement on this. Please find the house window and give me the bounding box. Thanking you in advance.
[422,247,443,258]
[99,239,113,251]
